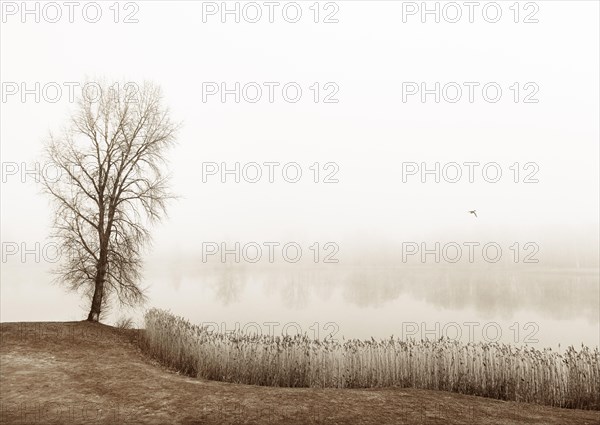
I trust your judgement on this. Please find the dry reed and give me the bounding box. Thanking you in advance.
[142,308,599,410]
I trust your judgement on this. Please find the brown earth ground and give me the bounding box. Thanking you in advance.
[0,321,598,425]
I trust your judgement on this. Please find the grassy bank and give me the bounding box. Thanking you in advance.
[3,321,600,424]
[143,308,600,410]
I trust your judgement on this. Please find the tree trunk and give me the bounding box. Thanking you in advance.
[87,256,107,322]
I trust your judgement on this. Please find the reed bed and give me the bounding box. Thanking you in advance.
[142,308,600,410]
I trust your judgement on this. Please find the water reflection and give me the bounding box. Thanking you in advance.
[154,261,599,324]
[3,258,597,348]
[212,267,245,306]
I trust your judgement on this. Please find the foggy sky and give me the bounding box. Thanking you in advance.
[1,1,598,329]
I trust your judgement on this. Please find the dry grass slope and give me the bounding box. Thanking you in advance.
[3,321,600,424]
[143,308,600,410]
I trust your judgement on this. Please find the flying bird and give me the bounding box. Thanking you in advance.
[468,210,477,218]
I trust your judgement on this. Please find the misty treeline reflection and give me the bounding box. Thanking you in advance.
[155,261,599,324]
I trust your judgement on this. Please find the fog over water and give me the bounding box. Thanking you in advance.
[2,246,598,349]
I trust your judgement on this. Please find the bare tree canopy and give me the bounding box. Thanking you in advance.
[42,81,179,322]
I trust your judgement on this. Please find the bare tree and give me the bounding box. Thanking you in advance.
[42,81,179,322]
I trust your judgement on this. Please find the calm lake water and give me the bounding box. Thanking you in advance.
[2,262,598,351]
[142,262,599,351]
